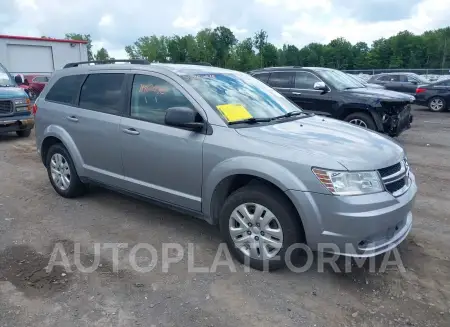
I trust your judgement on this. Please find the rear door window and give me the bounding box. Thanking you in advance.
[79,73,126,115]
[268,72,294,88]
[45,74,86,105]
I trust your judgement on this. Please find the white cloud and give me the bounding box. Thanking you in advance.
[172,17,202,30]
[1,0,450,60]
[98,14,113,27]
[281,0,450,47]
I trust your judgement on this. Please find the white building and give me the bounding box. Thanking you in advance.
[0,35,88,75]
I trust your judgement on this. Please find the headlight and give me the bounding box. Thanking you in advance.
[312,168,384,196]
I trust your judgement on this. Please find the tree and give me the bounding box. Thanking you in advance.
[65,33,93,60]
[123,24,450,71]
[94,47,111,61]
[211,26,237,67]
[253,30,268,68]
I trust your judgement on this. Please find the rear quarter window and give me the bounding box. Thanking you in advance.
[252,73,270,84]
[45,74,86,105]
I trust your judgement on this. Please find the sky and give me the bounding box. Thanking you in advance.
[0,0,449,59]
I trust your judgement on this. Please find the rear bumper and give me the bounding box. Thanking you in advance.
[0,115,35,133]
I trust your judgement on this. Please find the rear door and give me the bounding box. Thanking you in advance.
[43,72,126,188]
[266,71,294,98]
[289,71,336,115]
[70,72,127,187]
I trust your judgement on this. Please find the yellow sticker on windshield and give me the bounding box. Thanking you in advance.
[216,104,253,122]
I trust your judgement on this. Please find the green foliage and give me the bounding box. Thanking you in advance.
[64,26,450,71]
[94,47,111,61]
[64,33,94,61]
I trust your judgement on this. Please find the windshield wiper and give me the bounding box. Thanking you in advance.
[273,110,306,120]
[228,117,273,125]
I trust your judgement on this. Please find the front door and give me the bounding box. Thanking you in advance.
[288,71,336,116]
[120,73,205,212]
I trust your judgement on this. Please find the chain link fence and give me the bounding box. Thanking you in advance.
[342,68,450,81]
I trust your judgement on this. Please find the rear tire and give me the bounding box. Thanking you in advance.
[344,112,377,131]
[46,143,86,198]
[16,129,31,137]
[428,96,446,112]
[219,183,304,271]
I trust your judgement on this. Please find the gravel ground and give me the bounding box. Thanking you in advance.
[0,106,449,327]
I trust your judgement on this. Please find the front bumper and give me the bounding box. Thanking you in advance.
[0,115,35,134]
[384,105,413,137]
[286,172,417,257]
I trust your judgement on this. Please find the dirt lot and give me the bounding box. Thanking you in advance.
[0,106,449,327]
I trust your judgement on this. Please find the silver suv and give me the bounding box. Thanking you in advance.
[35,60,417,271]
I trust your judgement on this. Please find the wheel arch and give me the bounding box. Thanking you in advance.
[203,157,307,227]
[338,105,383,131]
[40,125,84,174]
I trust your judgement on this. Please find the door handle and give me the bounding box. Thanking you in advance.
[122,128,140,135]
[292,91,302,95]
[67,116,79,122]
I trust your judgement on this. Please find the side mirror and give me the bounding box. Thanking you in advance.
[14,74,23,85]
[313,81,328,91]
[165,106,204,130]
[410,80,418,85]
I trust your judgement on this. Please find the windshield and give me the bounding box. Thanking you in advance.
[411,73,430,84]
[0,63,14,86]
[182,71,302,122]
[319,69,365,90]
[347,74,367,85]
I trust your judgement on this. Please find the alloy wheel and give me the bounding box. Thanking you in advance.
[430,98,444,111]
[348,118,368,128]
[229,203,284,260]
[50,153,71,191]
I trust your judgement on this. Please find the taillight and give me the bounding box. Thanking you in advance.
[32,103,38,115]
[416,87,426,94]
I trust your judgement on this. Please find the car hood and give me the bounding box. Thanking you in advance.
[345,87,415,102]
[236,115,405,171]
[0,86,28,99]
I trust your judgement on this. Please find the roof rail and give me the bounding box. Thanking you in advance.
[63,59,150,68]
[263,66,295,69]
[183,61,212,66]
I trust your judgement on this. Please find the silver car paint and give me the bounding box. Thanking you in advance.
[35,63,417,256]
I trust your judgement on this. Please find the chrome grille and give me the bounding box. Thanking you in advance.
[378,159,410,197]
[0,100,13,114]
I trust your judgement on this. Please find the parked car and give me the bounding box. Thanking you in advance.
[0,63,34,137]
[24,74,50,95]
[35,60,417,271]
[347,73,385,89]
[367,72,431,94]
[15,74,37,100]
[414,79,450,112]
[249,67,414,137]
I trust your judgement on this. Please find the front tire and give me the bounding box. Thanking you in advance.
[46,143,86,198]
[344,112,377,130]
[16,129,31,137]
[219,183,304,271]
[428,96,446,112]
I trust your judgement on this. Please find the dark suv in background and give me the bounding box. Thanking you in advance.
[249,67,414,137]
[367,72,431,94]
